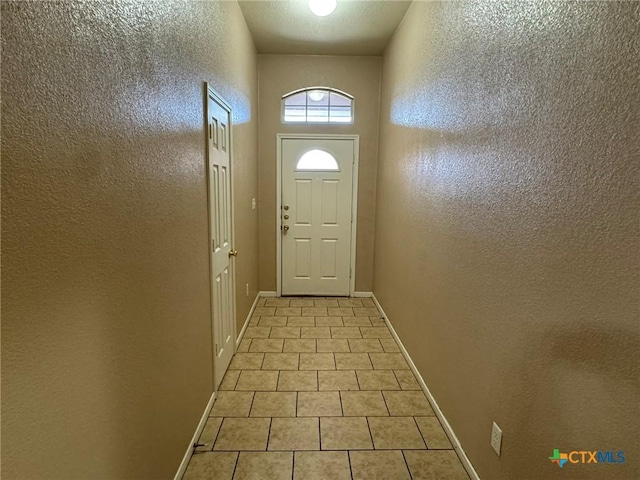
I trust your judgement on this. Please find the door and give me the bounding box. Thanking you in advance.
[280,137,357,296]
[206,87,235,390]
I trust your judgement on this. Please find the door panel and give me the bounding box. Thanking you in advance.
[281,138,355,296]
[207,91,235,390]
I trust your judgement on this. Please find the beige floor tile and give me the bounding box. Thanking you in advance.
[229,353,264,370]
[343,316,372,327]
[248,316,260,326]
[302,307,328,316]
[360,326,392,338]
[368,416,426,449]
[335,353,372,370]
[349,450,411,480]
[219,370,241,390]
[297,391,342,416]
[257,297,267,306]
[265,298,291,307]
[284,339,317,353]
[415,417,452,449]
[300,326,332,338]
[275,307,302,316]
[314,316,344,327]
[316,339,350,353]
[262,352,300,370]
[404,450,469,480]
[318,370,359,391]
[340,391,388,416]
[369,353,409,369]
[313,298,339,307]
[370,317,387,326]
[237,339,252,352]
[253,307,277,316]
[195,417,223,452]
[287,316,316,327]
[249,338,284,353]
[235,370,279,391]
[379,339,400,352]
[383,391,434,416]
[348,339,383,353]
[258,316,288,327]
[360,298,376,307]
[234,451,293,480]
[327,307,354,316]
[210,391,254,417]
[268,417,320,451]
[294,451,351,480]
[394,370,421,390]
[299,353,335,370]
[320,417,373,450]
[244,326,271,339]
[337,298,363,307]
[213,417,270,450]
[352,307,380,316]
[356,370,400,390]
[183,452,237,480]
[289,298,315,307]
[250,392,297,417]
[278,370,318,391]
[331,327,362,338]
[270,326,301,338]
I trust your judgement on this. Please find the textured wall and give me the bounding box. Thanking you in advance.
[375,2,639,479]
[1,1,258,478]
[258,55,381,292]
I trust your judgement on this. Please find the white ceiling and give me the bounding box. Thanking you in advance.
[238,0,413,56]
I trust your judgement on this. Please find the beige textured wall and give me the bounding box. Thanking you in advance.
[375,2,639,480]
[1,1,258,478]
[258,55,381,292]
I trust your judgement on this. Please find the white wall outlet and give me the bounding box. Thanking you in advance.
[245,283,249,296]
[491,422,502,456]
[251,198,256,210]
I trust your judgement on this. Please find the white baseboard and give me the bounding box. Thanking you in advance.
[259,290,277,297]
[237,292,262,348]
[370,294,481,480]
[173,390,217,480]
[352,291,373,298]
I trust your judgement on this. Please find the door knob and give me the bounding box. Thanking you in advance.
[283,205,289,211]
[282,225,290,232]
[228,249,238,257]
[283,214,289,220]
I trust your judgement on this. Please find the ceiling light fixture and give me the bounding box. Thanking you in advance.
[308,90,325,101]
[308,0,337,17]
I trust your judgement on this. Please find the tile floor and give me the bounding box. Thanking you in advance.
[183,297,470,480]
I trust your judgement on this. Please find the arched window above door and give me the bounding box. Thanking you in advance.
[282,87,354,124]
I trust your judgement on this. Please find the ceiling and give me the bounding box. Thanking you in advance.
[238,0,413,56]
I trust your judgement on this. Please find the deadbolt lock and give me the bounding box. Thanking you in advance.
[283,205,289,210]
[283,214,289,220]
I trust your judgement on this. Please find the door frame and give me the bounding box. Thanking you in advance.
[276,133,360,297]
[205,83,237,388]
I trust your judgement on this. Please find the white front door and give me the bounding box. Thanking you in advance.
[280,137,356,296]
[207,88,235,390]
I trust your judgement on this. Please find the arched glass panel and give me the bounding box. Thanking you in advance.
[296,149,340,171]
[283,87,354,124]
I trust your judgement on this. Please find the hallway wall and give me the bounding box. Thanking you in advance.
[257,55,381,292]
[374,2,639,480]
[1,1,258,478]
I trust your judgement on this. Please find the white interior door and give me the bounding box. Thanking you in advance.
[280,137,355,296]
[207,88,235,390]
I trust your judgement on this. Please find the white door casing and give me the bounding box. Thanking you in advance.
[278,135,359,296]
[206,86,236,390]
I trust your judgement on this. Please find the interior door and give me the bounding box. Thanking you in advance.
[207,88,235,390]
[281,137,355,296]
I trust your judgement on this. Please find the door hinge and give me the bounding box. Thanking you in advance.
[215,343,219,355]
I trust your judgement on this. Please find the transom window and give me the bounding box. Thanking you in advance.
[282,87,354,124]
[296,149,340,171]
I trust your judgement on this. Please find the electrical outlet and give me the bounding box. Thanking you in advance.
[491,422,502,456]
[245,283,249,297]
[251,198,256,210]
